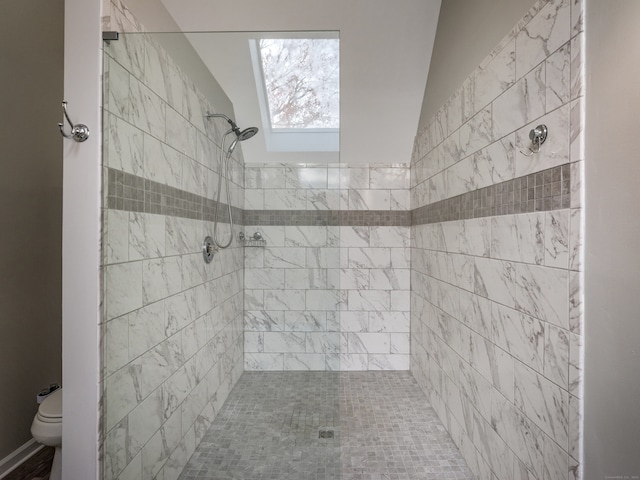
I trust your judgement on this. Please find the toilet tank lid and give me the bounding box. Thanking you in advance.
[39,388,62,419]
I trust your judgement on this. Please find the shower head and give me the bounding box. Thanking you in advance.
[205,112,259,142]
[236,126,259,142]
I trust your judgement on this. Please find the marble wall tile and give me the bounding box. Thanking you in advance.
[460,107,493,158]
[514,362,569,448]
[104,27,245,480]
[546,43,571,112]
[105,209,129,264]
[515,0,571,79]
[410,0,583,477]
[492,303,544,373]
[106,262,143,320]
[106,114,144,177]
[515,263,569,329]
[491,213,544,265]
[492,393,545,479]
[493,63,546,139]
[544,324,570,389]
[473,40,516,112]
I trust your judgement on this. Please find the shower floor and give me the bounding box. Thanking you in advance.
[178,371,474,480]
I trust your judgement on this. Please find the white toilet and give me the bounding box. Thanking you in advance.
[31,388,62,480]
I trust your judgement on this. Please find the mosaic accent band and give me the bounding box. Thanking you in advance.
[107,164,572,228]
[411,163,572,226]
[105,167,243,224]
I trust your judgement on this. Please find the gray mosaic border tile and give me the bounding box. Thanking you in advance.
[244,210,412,227]
[106,167,243,224]
[412,163,572,226]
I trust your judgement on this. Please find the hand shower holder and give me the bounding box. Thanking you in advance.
[239,232,266,247]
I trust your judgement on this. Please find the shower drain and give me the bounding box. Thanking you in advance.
[319,429,334,439]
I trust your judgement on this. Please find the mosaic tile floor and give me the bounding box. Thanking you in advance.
[178,371,475,480]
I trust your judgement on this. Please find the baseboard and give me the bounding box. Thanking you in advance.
[0,440,44,479]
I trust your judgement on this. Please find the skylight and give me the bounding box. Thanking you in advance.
[259,38,339,129]
[250,35,340,152]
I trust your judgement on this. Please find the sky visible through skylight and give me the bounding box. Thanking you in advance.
[259,38,339,129]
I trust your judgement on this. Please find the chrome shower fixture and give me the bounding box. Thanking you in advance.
[205,112,259,145]
[204,112,259,251]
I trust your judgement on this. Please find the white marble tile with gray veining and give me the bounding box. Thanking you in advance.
[569,332,582,398]
[493,63,546,139]
[143,134,183,190]
[515,0,571,79]
[515,263,569,329]
[283,353,326,371]
[369,167,410,189]
[545,209,569,268]
[263,332,306,353]
[106,57,131,120]
[390,189,410,210]
[106,262,143,321]
[460,218,491,257]
[142,257,182,305]
[129,213,165,261]
[492,303,545,373]
[459,291,492,338]
[263,289,305,311]
[460,107,493,158]
[473,39,516,112]
[106,113,144,176]
[306,189,340,210]
[491,393,545,479]
[284,226,327,248]
[165,106,196,159]
[570,32,584,101]
[128,301,166,361]
[370,226,410,248]
[105,209,129,265]
[514,362,569,448]
[569,208,582,271]
[348,290,390,312]
[284,311,326,332]
[348,247,391,269]
[306,289,346,311]
[369,268,410,290]
[544,323,570,389]
[129,77,166,141]
[262,247,305,269]
[474,257,516,308]
[547,42,571,112]
[244,310,285,332]
[244,268,284,290]
[491,213,545,265]
[348,189,390,210]
[305,332,340,354]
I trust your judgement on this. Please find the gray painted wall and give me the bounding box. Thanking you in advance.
[0,0,63,459]
[584,0,640,478]
[418,0,534,129]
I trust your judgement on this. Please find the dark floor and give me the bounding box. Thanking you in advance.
[3,446,53,480]
[178,371,475,480]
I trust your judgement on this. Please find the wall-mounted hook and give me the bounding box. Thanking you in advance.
[520,124,548,156]
[58,101,90,142]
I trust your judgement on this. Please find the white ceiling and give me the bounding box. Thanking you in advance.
[160,0,441,165]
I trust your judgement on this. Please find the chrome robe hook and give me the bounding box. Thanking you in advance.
[520,124,548,156]
[58,101,90,142]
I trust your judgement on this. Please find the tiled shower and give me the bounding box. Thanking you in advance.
[101,0,584,479]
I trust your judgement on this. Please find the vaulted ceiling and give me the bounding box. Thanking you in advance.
[160,0,441,164]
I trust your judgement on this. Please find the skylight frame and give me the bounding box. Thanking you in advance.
[249,33,340,152]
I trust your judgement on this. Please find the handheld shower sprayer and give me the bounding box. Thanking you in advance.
[204,112,259,250]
